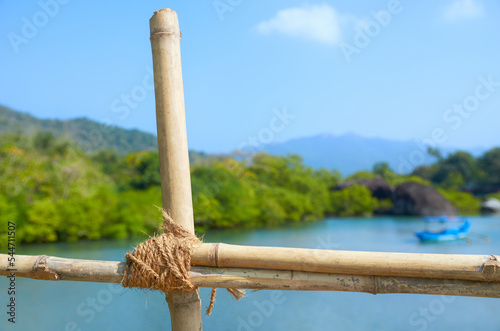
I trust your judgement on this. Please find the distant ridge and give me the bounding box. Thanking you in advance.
[262,133,486,175]
[0,105,158,154]
[1,105,487,174]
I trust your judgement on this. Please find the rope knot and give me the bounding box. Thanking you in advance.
[122,209,244,315]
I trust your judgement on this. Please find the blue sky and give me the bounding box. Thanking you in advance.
[1,0,499,153]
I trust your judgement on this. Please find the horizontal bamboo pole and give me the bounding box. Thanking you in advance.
[0,255,124,282]
[192,243,500,282]
[1,254,500,298]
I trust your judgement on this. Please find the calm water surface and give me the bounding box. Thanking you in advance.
[2,216,500,331]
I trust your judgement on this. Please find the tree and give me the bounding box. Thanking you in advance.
[125,151,161,189]
[346,170,376,181]
[191,165,258,228]
[330,184,377,217]
[429,151,476,188]
[0,195,19,244]
[22,199,61,243]
[478,148,500,185]
[313,168,342,188]
[412,164,437,182]
[33,131,56,151]
[438,189,481,215]
[372,162,402,186]
[249,154,331,221]
[427,147,443,162]
[373,162,390,176]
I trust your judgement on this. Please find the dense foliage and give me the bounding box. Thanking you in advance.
[1,132,499,244]
[412,148,500,188]
[0,133,345,243]
[330,184,377,217]
[0,105,158,154]
[0,133,151,244]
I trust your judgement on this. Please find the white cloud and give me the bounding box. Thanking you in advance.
[443,0,484,22]
[255,4,346,45]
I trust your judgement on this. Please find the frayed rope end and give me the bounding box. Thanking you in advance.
[205,288,246,316]
[122,208,245,315]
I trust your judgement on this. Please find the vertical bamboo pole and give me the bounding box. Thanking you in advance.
[150,8,203,331]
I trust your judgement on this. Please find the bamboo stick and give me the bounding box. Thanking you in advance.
[0,248,500,282]
[0,255,124,282]
[150,8,202,330]
[3,244,497,287]
[192,243,500,282]
[2,254,500,298]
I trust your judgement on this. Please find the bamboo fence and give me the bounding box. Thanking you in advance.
[2,7,499,331]
[1,253,499,298]
[193,244,500,282]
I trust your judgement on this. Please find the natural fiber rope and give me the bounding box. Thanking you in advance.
[206,288,217,316]
[122,209,244,315]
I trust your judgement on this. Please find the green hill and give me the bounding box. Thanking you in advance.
[0,105,158,154]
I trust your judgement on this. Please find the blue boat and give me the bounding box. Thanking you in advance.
[415,216,471,242]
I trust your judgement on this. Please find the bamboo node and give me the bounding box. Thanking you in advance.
[484,255,500,280]
[121,209,244,315]
[33,255,59,280]
[209,243,220,268]
[150,29,181,39]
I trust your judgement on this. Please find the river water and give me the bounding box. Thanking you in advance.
[2,216,500,331]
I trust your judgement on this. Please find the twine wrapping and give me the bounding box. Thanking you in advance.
[122,209,244,315]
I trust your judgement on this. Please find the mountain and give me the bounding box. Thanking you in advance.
[1,105,487,174]
[0,105,158,154]
[262,133,485,175]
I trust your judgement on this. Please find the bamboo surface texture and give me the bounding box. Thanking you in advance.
[1,254,500,298]
[193,243,500,282]
[149,8,202,330]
